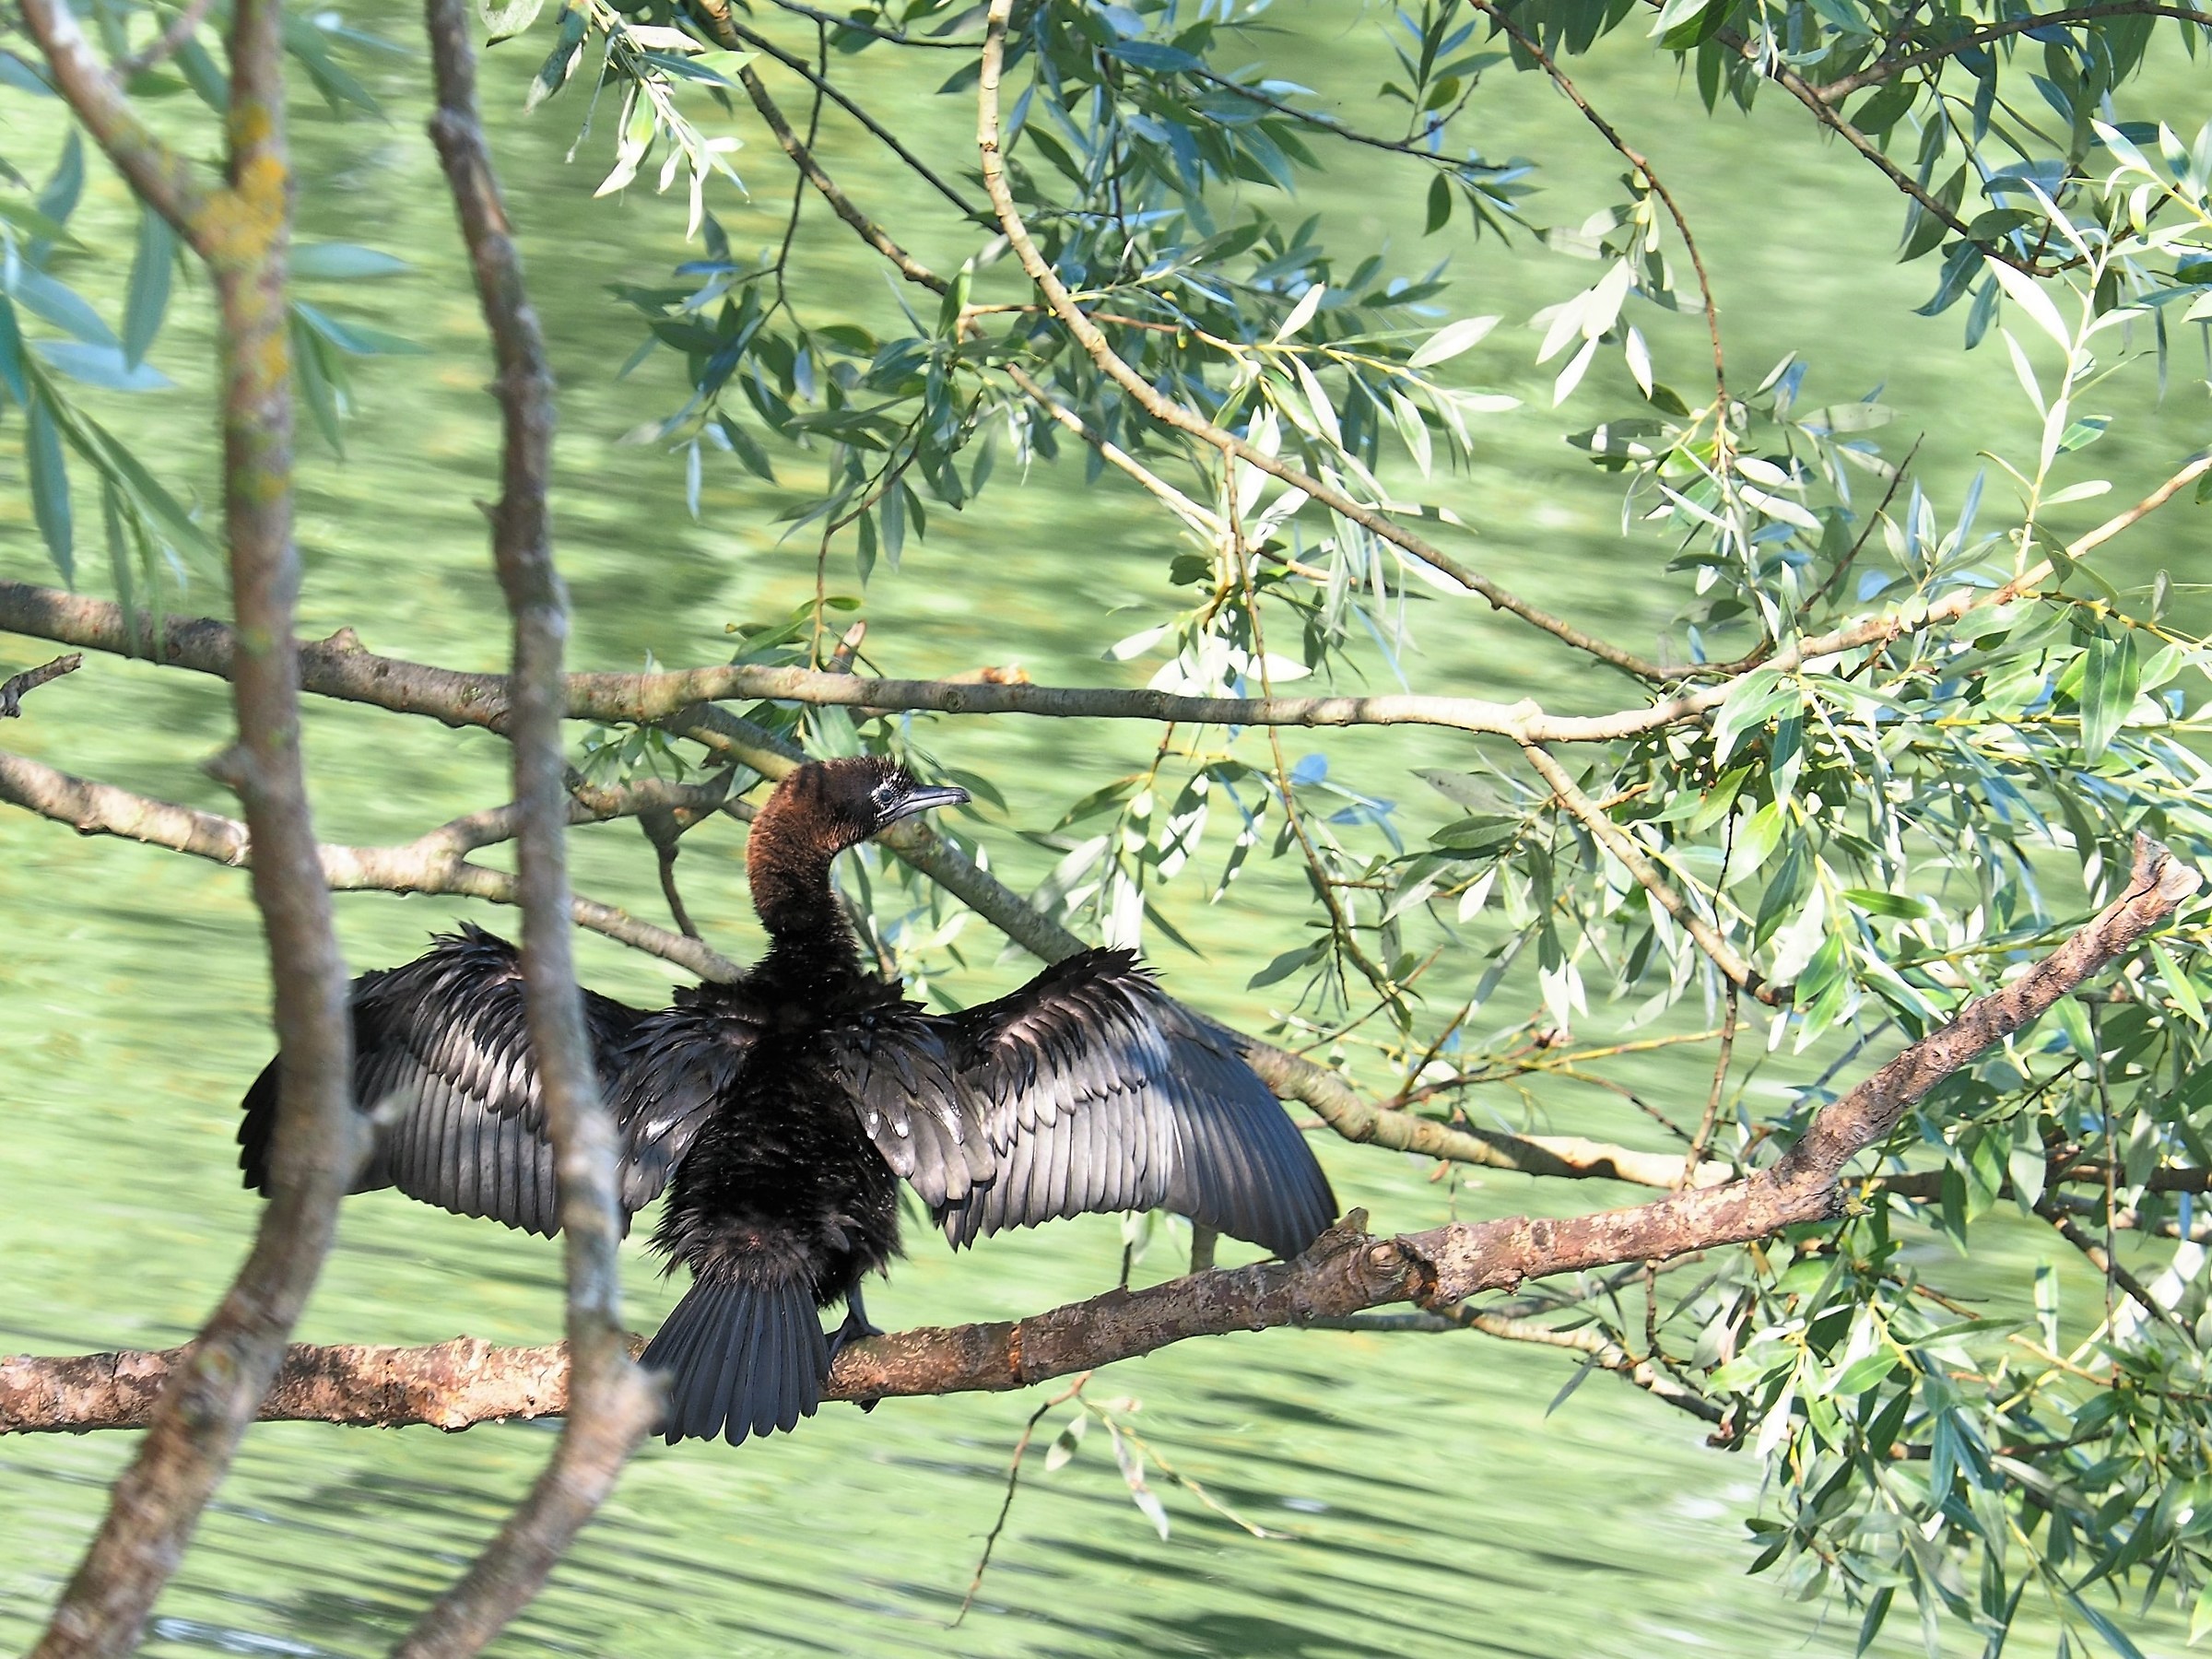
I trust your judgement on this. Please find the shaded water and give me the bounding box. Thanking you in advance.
[4,6,2206,1653]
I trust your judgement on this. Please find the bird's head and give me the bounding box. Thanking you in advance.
[767,756,971,854]
[747,758,971,943]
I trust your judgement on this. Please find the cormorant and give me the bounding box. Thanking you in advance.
[238,758,1337,1444]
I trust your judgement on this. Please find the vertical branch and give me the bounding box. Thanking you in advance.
[396,3,658,1653]
[30,0,360,1653]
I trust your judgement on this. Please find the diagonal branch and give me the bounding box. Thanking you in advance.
[975,0,1668,683]
[724,46,948,292]
[1519,740,1776,1004]
[688,0,981,218]
[1469,0,1725,407]
[18,0,216,248]
[1813,3,2212,103]
[8,838,2194,1439]
[0,652,81,715]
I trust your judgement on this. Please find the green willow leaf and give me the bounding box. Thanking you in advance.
[2078,629,2139,759]
[123,206,175,371]
[25,385,72,583]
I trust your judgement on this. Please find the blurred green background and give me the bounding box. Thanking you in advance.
[3,4,2206,1653]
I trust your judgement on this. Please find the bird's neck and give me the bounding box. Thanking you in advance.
[749,843,872,994]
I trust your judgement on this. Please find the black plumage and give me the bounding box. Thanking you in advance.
[238,757,1337,1446]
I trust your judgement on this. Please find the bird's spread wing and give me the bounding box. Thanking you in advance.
[606,991,768,1215]
[238,925,645,1236]
[818,1004,993,1211]
[937,948,1337,1259]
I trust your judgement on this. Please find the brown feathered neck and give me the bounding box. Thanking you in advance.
[745,758,901,966]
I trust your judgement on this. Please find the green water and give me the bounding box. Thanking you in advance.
[4,6,2206,1653]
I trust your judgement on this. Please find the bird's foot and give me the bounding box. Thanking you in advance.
[828,1292,885,1413]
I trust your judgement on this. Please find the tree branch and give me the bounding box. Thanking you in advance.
[398,6,659,1649]
[1469,0,1726,407]
[118,0,215,76]
[0,746,741,978]
[0,652,81,716]
[976,0,1670,683]
[1520,740,1777,1004]
[1813,3,2212,104]
[724,46,949,293]
[6,840,2194,1439]
[7,446,2202,750]
[18,0,215,248]
[687,0,981,220]
[31,0,358,1650]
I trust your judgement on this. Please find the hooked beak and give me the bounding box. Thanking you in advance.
[877,782,970,829]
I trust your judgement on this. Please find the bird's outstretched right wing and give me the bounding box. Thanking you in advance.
[237,925,647,1236]
[937,948,1337,1259]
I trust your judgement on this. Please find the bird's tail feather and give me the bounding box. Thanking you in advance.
[238,1058,278,1192]
[641,1277,830,1446]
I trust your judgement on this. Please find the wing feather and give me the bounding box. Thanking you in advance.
[818,1005,985,1212]
[237,925,651,1237]
[939,949,1335,1259]
[604,992,766,1218]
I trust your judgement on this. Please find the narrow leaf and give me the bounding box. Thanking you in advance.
[123,206,175,371]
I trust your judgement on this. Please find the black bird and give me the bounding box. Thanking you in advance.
[239,758,1336,1445]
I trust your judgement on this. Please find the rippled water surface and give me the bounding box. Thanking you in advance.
[4,6,2206,1653]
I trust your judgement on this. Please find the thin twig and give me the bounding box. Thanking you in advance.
[1519,741,1776,1005]
[689,0,981,218]
[976,0,1668,683]
[1470,1,1725,409]
[1679,984,1740,1189]
[0,653,81,717]
[1814,3,2212,103]
[954,1373,1091,1625]
[118,0,214,76]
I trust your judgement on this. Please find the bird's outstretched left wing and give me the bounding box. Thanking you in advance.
[936,948,1336,1259]
[237,925,645,1236]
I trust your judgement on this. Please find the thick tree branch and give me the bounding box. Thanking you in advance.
[6,840,2194,1437]
[31,0,358,1652]
[975,0,1669,683]
[399,8,660,1649]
